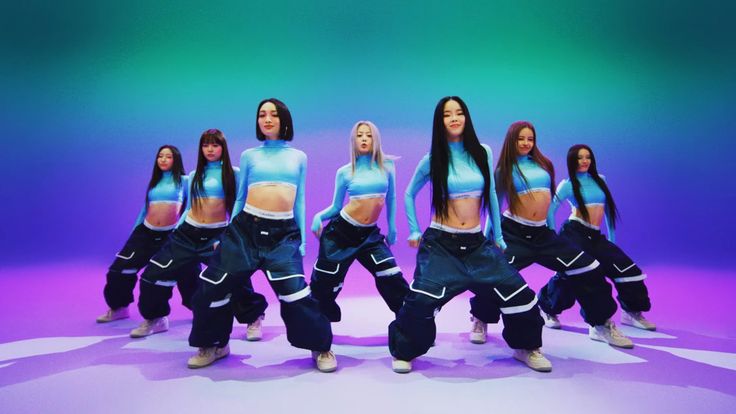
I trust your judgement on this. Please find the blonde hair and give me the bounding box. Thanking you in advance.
[349,121,396,173]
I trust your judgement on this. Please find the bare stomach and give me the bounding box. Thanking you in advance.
[145,203,181,227]
[343,197,385,224]
[573,205,605,227]
[432,197,482,230]
[187,198,228,223]
[512,191,551,222]
[246,185,297,213]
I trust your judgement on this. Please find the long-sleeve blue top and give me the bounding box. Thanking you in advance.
[134,172,188,228]
[312,156,397,244]
[405,142,505,248]
[548,172,616,242]
[176,161,239,226]
[233,139,307,255]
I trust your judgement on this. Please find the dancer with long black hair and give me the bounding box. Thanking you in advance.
[389,97,550,373]
[542,144,654,331]
[97,145,192,323]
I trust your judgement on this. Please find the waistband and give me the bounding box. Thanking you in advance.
[430,221,481,234]
[348,193,385,200]
[448,190,482,200]
[503,211,547,227]
[143,219,177,231]
[248,181,297,190]
[568,215,601,230]
[185,215,228,229]
[244,203,294,220]
[340,209,377,227]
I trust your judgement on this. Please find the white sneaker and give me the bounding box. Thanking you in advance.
[589,319,634,348]
[541,309,561,329]
[130,317,169,338]
[392,358,412,373]
[312,350,337,373]
[513,348,552,372]
[621,311,656,331]
[96,307,130,323]
[469,317,487,344]
[245,315,264,341]
[187,345,230,368]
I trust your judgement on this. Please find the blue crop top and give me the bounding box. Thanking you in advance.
[233,139,307,254]
[405,142,505,248]
[176,162,240,226]
[311,156,397,244]
[134,172,189,227]
[512,156,552,195]
[548,172,615,242]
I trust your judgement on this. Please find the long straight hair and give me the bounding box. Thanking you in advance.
[145,145,185,209]
[349,120,395,173]
[567,144,618,227]
[430,96,490,221]
[191,129,236,216]
[496,121,555,214]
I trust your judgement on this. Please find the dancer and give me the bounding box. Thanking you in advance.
[188,99,334,372]
[388,97,551,373]
[131,129,267,339]
[97,145,190,323]
[310,121,409,323]
[468,122,630,349]
[543,144,654,330]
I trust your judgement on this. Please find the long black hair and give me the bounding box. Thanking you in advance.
[567,144,619,227]
[430,96,491,221]
[496,121,555,214]
[191,129,236,216]
[255,98,294,141]
[145,144,185,207]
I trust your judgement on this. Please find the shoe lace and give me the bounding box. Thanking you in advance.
[198,347,213,358]
[607,321,626,339]
[471,318,486,333]
[319,351,335,361]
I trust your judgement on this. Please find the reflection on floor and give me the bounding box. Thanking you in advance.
[0,262,735,413]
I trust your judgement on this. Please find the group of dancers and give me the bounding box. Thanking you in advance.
[97,96,654,374]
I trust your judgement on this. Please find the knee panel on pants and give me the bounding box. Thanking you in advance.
[405,279,446,319]
[266,268,311,303]
[494,276,538,315]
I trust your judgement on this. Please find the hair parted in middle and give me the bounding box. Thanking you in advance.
[349,120,397,174]
[566,144,619,228]
[255,98,294,141]
[429,96,491,221]
[191,128,236,216]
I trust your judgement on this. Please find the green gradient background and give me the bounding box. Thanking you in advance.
[1,1,734,266]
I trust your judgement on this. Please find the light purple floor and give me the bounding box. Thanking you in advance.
[1,261,735,413]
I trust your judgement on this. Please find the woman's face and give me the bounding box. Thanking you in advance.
[442,100,465,140]
[516,127,535,156]
[577,148,592,173]
[355,124,374,155]
[202,141,223,162]
[157,148,174,171]
[258,101,281,139]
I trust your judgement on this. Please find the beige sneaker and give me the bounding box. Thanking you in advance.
[129,317,169,338]
[469,317,487,344]
[513,348,552,372]
[245,315,264,341]
[187,345,230,369]
[621,311,656,331]
[589,319,634,348]
[392,358,412,373]
[312,350,337,373]
[96,307,130,323]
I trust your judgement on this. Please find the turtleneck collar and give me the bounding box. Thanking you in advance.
[263,139,288,148]
[206,160,222,168]
[448,141,465,152]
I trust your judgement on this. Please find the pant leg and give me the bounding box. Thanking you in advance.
[584,232,651,312]
[534,226,616,326]
[469,222,535,324]
[468,236,544,350]
[231,277,269,325]
[103,225,170,309]
[261,220,332,352]
[189,216,256,348]
[388,230,466,361]
[355,232,409,317]
[176,261,202,310]
[138,226,203,320]
[309,225,355,322]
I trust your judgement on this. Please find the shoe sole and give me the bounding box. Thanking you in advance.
[513,355,552,373]
[543,323,561,330]
[469,335,486,344]
[245,335,262,342]
[392,367,412,374]
[187,352,229,369]
[621,320,656,331]
[589,333,634,349]
[316,365,337,373]
[130,328,168,339]
[96,316,129,323]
